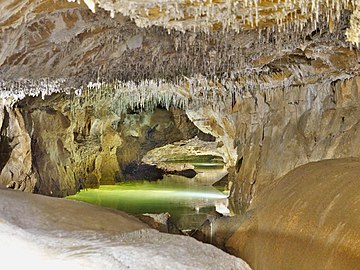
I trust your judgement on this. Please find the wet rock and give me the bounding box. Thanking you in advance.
[189,210,252,253]
[155,162,195,172]
[136,212,183,235]
[167,169,197,179]
[212,173,229,191]
[84,173,99,189]
[121,162,164,181]
[190,210,223,245]
[153,162,197,178]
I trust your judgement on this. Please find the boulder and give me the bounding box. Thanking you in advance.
[226,158,360,270]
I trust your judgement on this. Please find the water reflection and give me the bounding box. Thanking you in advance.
[67,167,232,231]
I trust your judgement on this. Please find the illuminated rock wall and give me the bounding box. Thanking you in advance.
[0,92,203,196]
[227,158,360,270]
[1,0,360,204]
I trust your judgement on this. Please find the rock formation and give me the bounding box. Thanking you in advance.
[0,92,206,195]
[0,104,35,192]
[0,188,252,270]
[0,0,359,204]
[226,158,360,270]
[1,1,360,268]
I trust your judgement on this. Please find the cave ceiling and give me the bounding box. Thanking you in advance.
[0,0,360,100]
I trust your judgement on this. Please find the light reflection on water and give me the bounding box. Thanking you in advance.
[67,167,231,230]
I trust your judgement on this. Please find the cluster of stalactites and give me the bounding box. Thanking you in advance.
[0,79,68,106]
[1,68,351,116]
[0,76,238,113]
[68,0,355,39]
[346,1,360,46]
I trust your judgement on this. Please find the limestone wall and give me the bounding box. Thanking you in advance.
[0,92,201,196]
[186,76,360,207]
[1,76,360,202]
[229,77,360,205]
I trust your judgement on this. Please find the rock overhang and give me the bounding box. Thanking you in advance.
[0,0,359,104]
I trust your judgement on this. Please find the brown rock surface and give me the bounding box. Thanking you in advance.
[0,92,204,195]
[1,2,360,269]
[226,158,360,270]
[0,105,35,192]
[73,0,360,47]
[227,76,360,205]
[0,0,360,234]
[0,0,358,93]
[178,76,360,207]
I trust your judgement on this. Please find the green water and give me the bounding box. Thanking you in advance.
[67,169,230,230]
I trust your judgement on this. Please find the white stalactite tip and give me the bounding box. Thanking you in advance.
[68,0,96,13]
[83,0,96,13]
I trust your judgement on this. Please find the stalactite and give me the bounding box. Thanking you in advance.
[72,0,354,41]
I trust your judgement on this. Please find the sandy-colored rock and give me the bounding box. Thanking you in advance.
[0,92,206,195]
[1,2,360,269]
[76,0,354,36]
[226,158,360,270]
[0,0,360,246]
[0,0,358,95]
[229,77,360,205]
[0,106,35,192]
[3,75,360,205]
[142,137,224,167]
